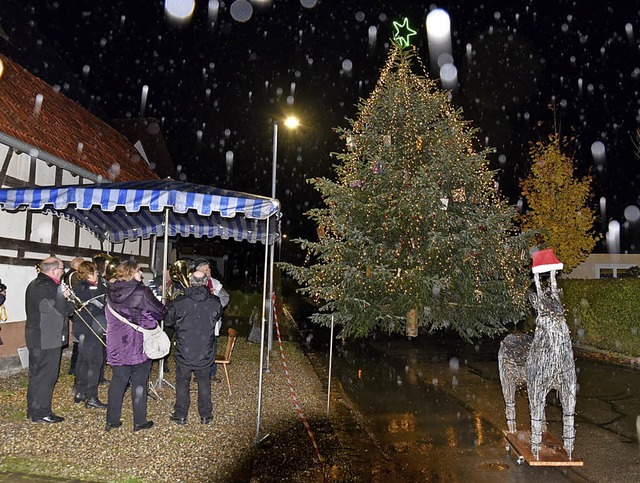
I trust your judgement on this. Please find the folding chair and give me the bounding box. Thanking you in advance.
[215,328,238,395]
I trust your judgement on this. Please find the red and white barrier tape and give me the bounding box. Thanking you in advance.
[272,294,326,475]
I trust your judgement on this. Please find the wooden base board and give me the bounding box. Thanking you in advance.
[503,430,584,466]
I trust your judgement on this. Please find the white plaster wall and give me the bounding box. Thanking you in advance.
[58,217,77,247]
[29,213,53,243]
[0,210,27,239]
[34,160,56,185]
[78,228,102,251]
[0,265,36,322]
[5,151,30,180]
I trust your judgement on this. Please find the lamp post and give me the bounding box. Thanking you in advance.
[268,116,299,354]
[257,115,300,444]
[271,116,300,198]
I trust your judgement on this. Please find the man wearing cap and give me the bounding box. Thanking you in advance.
[25,257,75,423]
[164,270,223,424]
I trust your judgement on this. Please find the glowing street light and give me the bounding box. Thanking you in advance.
[267,115,299,354]
[272,115,299,199]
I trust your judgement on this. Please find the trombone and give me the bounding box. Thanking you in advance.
[34,261,106,345]
[61,281,107,347]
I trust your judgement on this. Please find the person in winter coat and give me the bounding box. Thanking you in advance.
[104,261,166,432]
[164,270,223,425]
[194,260,229,382]
[64,256,85,377]
[25,256,75,423]
[71,261,107,409]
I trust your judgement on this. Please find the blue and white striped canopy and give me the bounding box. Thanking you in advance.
[0,180,280,244]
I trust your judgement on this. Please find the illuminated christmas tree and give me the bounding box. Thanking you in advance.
[281,39,531,340]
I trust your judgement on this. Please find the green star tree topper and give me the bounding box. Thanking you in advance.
[281,36,531,341]
[392,17,417,48]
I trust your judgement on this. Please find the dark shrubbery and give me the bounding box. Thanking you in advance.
[560,278,640,356]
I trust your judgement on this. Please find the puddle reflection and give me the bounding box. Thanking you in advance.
[319,338,583,482]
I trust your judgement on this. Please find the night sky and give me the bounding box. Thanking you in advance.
[3,0,640,251]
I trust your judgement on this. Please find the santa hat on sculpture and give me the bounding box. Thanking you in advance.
[531,248,563,274]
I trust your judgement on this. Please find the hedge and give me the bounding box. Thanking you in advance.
[559,278,640,357]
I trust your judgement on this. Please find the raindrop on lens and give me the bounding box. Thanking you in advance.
[624,205,640,223]
[449,357,459,371]
[591,141,606,164]
[165,0,195,21]
[230,0,253,22]
[225,151,234,175]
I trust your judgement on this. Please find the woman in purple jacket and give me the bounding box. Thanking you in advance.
[104,261,167,432]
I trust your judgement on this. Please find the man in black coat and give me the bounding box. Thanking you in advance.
[25,257,75,423]
[164,270,223,425]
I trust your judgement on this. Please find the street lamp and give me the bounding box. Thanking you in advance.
[257,115,300,444]
[267,115,299,355]
[271,115,300,199]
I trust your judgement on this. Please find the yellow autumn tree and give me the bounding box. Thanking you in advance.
[519,133,599,271]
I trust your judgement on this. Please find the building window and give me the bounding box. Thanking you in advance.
[599,268,614,278]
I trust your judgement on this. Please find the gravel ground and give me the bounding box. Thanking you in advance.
[0,331,375,482]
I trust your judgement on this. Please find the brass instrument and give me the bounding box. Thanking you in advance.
[169,259,191,299]
[61,280,107,347]
[93,253,119,281]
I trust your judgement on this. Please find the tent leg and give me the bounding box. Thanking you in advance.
[266,243,275,370]
[255,215,271,444]
[151,207,173,392]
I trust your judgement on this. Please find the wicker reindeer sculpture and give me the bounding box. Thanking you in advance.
[498,249,577,460]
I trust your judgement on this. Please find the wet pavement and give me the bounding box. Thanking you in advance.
[319,335,640,482]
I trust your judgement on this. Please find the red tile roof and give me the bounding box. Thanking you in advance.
[0,54,159,182]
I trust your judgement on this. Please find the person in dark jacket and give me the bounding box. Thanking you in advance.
[194,260,229,382]
[25,256,75,423]
[64,256,85,376]
[164,270,223,425]
[72,261,107,409]
[104,261,167,432]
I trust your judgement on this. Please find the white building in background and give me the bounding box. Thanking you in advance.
[0,54,161,361]
[564,253,640,279]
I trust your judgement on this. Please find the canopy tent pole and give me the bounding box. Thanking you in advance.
[149,234,158,278]
[327,315,334,415]
[255,214,272,445]
[161,207,169,306]
[154,207,171,390]
[266,242,275,371]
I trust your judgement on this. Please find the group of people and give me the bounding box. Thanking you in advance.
[25,255,228,431]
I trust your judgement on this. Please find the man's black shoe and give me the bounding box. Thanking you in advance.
[201,416,213,425]
[170,413,187,425]
[133,421,154,432]
[31,414,64,424]
[85,397,108,409]
[210,376,222,384]
[74,392,86,403]
[105,421,122,432]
